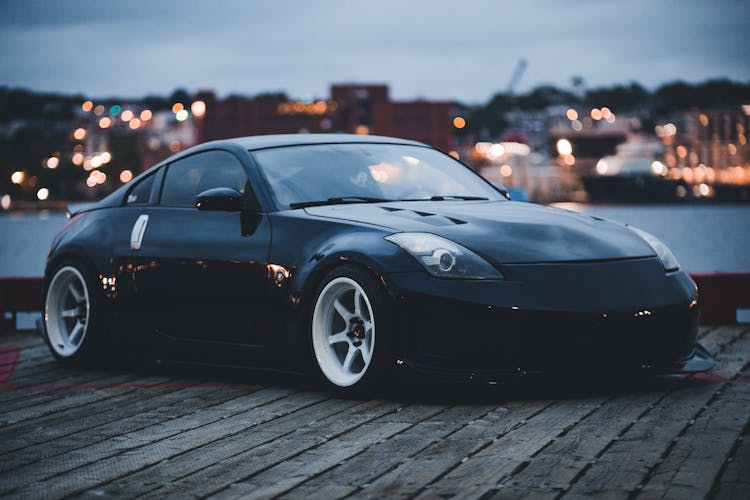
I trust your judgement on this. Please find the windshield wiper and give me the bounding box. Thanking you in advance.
[399,195,490,202]
[290,196,393,209]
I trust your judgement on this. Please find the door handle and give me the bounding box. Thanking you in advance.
[130,214,149,250]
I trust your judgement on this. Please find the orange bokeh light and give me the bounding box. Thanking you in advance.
[120,170,133,183]
[191,100,206,118]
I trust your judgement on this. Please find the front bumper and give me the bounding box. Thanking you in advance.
[384,257,714,380]
[396,342,715,384]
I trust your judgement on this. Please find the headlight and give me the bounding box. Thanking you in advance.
[629,226,680,272]
[385,232,503,279]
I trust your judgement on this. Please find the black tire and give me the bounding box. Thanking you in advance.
[309,264,396,394]
[42,258,111,367]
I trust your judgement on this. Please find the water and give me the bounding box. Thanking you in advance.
[0,204,748,277]
[0,211,67,277]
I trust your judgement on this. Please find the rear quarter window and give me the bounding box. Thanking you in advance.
[125,173,156,205]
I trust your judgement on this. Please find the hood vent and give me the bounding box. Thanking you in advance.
[379,206,466,226]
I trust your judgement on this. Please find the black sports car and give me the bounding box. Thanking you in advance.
[41,134,714,391]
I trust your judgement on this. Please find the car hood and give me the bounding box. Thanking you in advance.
[305,200,656,263]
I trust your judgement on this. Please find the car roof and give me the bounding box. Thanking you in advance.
[94,134,432,210]
[199,133,427,151]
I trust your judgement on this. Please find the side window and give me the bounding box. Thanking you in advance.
[125,173,156,205]
[160,150,247,207]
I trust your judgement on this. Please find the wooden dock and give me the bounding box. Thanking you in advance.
[0,326,748,499]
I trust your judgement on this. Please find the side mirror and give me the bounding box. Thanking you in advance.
[195,187,244,211]
[491,183,511,200]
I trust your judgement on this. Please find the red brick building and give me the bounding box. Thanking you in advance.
[195,84,454,153]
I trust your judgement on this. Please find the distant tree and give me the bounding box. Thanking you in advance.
[168,88,192,106]
[585,83,649,111]
[142,95,170,111]
[254,92,289,101]
[469,93,512,139]
[0,87,78,122]
[653,81,694,113]
[654,79,750,112]
[514,85,577,110]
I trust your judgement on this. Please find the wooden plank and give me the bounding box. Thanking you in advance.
[710,331,750,380]
[711,425,750,500]
[208,404,460,499]
[0,332,44,348]
[697,325,716,340]
[2,327,747,499]
[0,364,74,403]
[494,391,666,496]
[0,355,163,389]
[98,399,415,499]
[0,358,63,384]
[412,398,603,500]
[0,362,176,416]
[2,389,327,497]
[0,343,48,369]
[0,384,269,483]
[4,353,59,376]
[0,381,228,455]
[0,372,150,420]
[636,370,750,499]
[279,404,497,500]
[698,325,748,357]
[211,423,413,500]
[559,332,750,499]
[140,400,413,500]
[486,486,562,500]
[339,400,552,500]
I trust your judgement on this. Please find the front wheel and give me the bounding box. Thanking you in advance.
[310,266,394,392]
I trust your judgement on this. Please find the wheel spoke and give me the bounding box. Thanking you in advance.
[61,307,79,318]
[68,321,85,346]
[359,341,371,363]
[353,290,363,317]
[328,331,349,345]
[68,283,84,303]
[333,298,352,322]
[342,345,357,373]
[363,320,373,334]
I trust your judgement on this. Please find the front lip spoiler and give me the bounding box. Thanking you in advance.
[397,342,716,385]
[668,342,715,373]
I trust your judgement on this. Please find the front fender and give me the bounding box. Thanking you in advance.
[268,212,420,295]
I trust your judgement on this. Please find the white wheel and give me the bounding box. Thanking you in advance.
[311,276,376,387]
[45,266,91,357]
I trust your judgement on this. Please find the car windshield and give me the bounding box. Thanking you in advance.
[252,143,505,210]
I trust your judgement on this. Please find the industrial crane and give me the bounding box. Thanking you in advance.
[505,59,528,96]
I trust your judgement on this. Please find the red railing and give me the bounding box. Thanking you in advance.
[0,277,43,333]
[690,272,750,324]
[2,273,749,331]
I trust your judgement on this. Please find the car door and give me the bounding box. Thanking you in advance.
[126,149,274,352]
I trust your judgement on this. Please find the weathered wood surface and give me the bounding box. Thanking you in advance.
[0,326,747,499]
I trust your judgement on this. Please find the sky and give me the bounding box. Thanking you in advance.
[0,0,748,104]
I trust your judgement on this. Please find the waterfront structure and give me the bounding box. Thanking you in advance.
[194,84,454,154]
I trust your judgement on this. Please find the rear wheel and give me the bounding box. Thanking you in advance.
[44,260,108,365]
[310,265,394,392]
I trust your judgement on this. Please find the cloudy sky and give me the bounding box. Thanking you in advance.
[1,0,748,103]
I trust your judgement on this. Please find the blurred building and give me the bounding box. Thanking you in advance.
[195,84,454,153]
